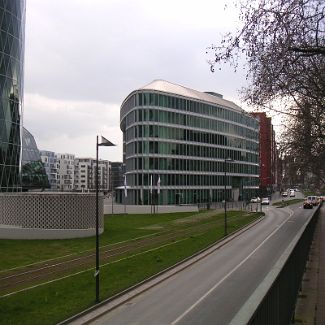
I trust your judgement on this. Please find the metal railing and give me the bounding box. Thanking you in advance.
[197,201,258,212]
[231,205,320,325]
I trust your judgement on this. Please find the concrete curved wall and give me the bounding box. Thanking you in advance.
[0,193,104,239]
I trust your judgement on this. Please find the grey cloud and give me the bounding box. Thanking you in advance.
[25,1,246,105]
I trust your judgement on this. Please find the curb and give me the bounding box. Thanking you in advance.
[59,214,265,325]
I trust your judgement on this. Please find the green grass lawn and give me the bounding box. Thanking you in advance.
[0,210,262,325]
[0,212,196,271]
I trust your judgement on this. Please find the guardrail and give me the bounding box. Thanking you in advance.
[197,201,262,213]
[197,201,248,210]
[230,204,320,325]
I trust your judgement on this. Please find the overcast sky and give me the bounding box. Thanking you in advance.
[23,0,251,162]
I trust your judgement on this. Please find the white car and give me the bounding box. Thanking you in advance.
[289,190,295,197]
[261,197,270,205]
[250,197,261,203]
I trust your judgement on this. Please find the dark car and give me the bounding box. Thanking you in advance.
[303,199,313,209]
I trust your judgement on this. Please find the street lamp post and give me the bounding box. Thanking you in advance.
[224,158,234,237]
[95,135,115,304]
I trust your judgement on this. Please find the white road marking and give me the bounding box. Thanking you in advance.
[171,208,294,325]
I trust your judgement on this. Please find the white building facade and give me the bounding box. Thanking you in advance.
[40,151,75,191]
[41,152,111,193]
[74,158,111,193]
[40,150,59,190]
[57,153,75,191]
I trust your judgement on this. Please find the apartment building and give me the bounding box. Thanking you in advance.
[57,153,75,191]
[40,151,75,191]
[40,151,59,190]
[74,158,110,193]
[250,112,279,195]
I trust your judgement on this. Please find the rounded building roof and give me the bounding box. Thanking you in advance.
[138,79,243,112]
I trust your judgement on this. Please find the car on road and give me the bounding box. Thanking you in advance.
[289,190,295,197]
[281,191,288,197]
[261,197,270,205]
[307,196,318,206]
[250,197,261,203]
[303,198,313,209]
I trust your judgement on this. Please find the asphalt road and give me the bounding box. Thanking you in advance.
[87,195,313,325]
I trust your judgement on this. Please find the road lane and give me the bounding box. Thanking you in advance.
[176,203,312,324]
[86,202,315,325]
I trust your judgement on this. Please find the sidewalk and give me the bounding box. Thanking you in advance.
[294,203,325,324]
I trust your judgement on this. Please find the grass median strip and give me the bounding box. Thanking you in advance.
[273,199,304,207]
[0,212,197,272]
[0,210,262,325]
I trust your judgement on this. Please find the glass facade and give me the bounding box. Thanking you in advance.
[21,128,49,190]
[0,0,26,192]
[120,81,260,205]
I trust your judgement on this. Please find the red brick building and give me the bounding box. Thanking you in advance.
[250,112,278,195]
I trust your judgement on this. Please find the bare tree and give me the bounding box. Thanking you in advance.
[207,0,325,188]
[207,0,325,106]
[280,100,325,187]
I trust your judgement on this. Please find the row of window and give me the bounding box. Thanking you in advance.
[121,92,259,130]
[124,108,258,140]
[125,172,259,187]
[125,157,259,175]
[121,188,258,205]
[125,141,259,164]
[125,125,258,152]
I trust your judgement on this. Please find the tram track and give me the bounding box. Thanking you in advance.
[0,217,225,296]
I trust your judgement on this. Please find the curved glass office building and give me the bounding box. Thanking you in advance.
[120,80,260,205]
[21,128,49,191]
[0,1,26,192]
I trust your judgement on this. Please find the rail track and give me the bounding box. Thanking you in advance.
[0,215,228,296]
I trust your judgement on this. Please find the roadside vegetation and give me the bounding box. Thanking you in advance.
[273,199,304,208]
[0,211,194,271]
[0,210,263,325]
[207,0,325,189]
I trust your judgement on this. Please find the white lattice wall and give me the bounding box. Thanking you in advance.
[0,193,104,234]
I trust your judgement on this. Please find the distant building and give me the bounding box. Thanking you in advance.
[250,112,278,194]
[120,80,260,205]
[40,152,75,191]
[40,152,112,193]
[57,153,75,191]
[21,128,49,190]
[40,150,59,190]
[280,154,305,190]
[74,158,110,193]
[0,1,26,192]
[110,162,125,191]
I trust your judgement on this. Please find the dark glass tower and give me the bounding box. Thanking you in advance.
[0,1,26,191]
